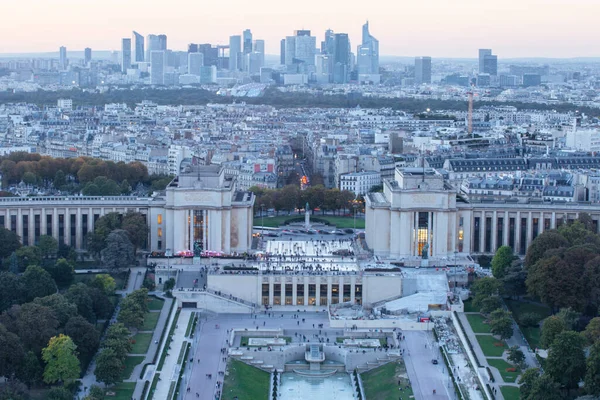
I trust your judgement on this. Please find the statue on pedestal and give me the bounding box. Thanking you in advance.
[421,242,429,259]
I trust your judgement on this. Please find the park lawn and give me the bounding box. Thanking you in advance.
[487,358,520,383]
[131,332,153,354]
[149,373,160,399]
[475,335,507,357]
[254,215,365,229]
[362,361,413,400]
[500,385,521,400]
[147,296,164,311]
[222,359,270,400]
[466,314,492,334]
[463,298,478,313]
[110,382,136,400]
[185,312,196,337]
[121,356,144,380]
[505,299,550,349]
[142,312,160,331]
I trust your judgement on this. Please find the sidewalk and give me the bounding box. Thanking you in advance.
[152,309,192,400]
[129,297,174,399]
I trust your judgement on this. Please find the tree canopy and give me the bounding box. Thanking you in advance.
[41,334,80,384]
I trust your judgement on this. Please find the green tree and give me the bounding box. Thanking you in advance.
[22,265,57,302]
[65,283,95,322]
[558,220,600,248]
[545,331,586,390]
[34,294,78,328]
[0,323,25,378]
[556,307,580,331]
[540,316,567,349]
[0,227,21,260]
[101,230,135,270]
[525,230,569,269]
[0,271,25,312]
[47,386,74,400]
[164,277,175,291]
[479,296,502,314]
[103,323,132,356]
[42,334,80,384]
[582,317,600,345]
[584,256,600,313]
[585,342,600,396]
[527,373,564,400]
[489,309,514,340]
[94,348,123,385]
[47,258,74,288]
[501,263,528,299]
[53,170,66,189]
[519,368,541,400]
[38,235,59,259]
[471,277,503,310]
[17,350,42,389]
[122,212,149,253]
[120,179,131,195]
[64,316,100,360]
[88,288,114,320]
[85,385,105,400]
[0,378,28,400]
[507,345,526,368]
[88,274,116,295]
[7,303,59,354]
[94,212,122,239]
[22,171,37,186]
[15,246,42,272]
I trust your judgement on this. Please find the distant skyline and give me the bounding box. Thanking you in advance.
[2,0,599,58]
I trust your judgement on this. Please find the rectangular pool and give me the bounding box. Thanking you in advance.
[279,372,354,400]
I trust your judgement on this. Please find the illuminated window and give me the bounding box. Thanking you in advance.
[157,214,162,224]
[157,228,162,237]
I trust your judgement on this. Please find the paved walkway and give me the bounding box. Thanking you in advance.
[79,266,146,399]
[152,309,193,400]
[129,296,174,399]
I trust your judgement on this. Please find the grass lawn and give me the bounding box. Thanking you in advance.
[110,382,136,400]
[487,358,520,383]
[222,359,270,400]
[121,356,144,380]
[254,215,365,229]
[72,271,127,290]
[131,332,153,354]
[500,385,521,400]
[505,299,551,349]
[466,314,492,334]
[147,296,164,311]
[142,312,160,331]
[475,335,507,357]
[362,361,413,400]
[240,336,292,346]
[463,298,479,313]
[185,312,196,337]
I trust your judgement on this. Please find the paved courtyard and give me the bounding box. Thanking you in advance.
[177,311,454,400]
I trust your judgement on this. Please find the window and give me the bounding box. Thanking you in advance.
[157,228,163,237]
[157,214,162,224]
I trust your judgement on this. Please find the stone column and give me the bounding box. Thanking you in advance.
[539,212,545,234]
[315,283,320,307]
[491,211,498,252]
[76,208,82,249]
[327,278,332,305]
[526,212,533,250]
[503,211,509,247]
[292,279,298,306]
[268,280,274,306]
[16,208,22,242]
[350,279,356,304]
[515,211,521,255]
[304,277,309,306]
[65,207,71,246]
[479,212,485,253]
[551,211,556,229]
[41,208,47,237]
[427,212,433,257]
[29,208,35,245]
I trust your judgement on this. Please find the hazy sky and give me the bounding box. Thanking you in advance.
[2,0,599,57]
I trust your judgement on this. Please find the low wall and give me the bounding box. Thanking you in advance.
[329,318,430,330]
[173,291,254,314]
[451,312,493,400]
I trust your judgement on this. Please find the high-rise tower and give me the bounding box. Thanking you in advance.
[229,35,242,71]
[59,46,67,70]
[415,56,432,84]
[357,21,379,75]
[121,38,131,73]
[132,31,145,62]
